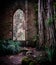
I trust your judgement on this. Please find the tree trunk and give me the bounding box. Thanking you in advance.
[25,0,28,41]
[46,0,55,46]
[53,4,56,43]
[38,0,44,47]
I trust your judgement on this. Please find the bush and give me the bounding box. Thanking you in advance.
[29,61,36,65]
[36,44,56,65]
[22,57,37,65]
[22,57,32,65]
[0,39,22,56]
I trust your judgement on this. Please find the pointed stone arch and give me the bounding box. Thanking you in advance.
[13,9,26,41]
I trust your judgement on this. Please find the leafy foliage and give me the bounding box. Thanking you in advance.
[29,61,36,65]
[22,57,37,65]
[47,14,56,26]
[0,39,22,56]
[34,44,56,65]
[47,17,53,26]
[37,44,56,64]
[53,2,56,8]
[44,44,56,63]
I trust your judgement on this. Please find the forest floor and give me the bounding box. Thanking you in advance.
[0,47,44,65]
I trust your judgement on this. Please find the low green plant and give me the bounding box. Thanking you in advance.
[22,57,32,65]
[29,61,36,65]
[44,44,56,62]
[0,39,22,55]
[22,57,37,65]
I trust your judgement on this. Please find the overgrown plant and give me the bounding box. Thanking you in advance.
[45,44,56,63]
[0,39,22,56]
[22,57,37,65]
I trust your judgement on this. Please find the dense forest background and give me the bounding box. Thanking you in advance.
[0,0,56,45]
[0,0,56,47]
[0,0,56,65]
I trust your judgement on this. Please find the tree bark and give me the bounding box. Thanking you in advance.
[46,0,55,46]
[53,4,56,43]
[38,0,44,47]
[25,0,28,41]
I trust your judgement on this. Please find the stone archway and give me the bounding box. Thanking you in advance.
[13,9,26,41]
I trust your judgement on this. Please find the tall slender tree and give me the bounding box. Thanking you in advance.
[53,2,56,42]
[38,0,44,47]
[46,0,55,46]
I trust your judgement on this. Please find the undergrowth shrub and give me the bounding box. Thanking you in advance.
[0,39,22,56]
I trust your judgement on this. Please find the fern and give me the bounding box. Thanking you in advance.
[0,39,22,55]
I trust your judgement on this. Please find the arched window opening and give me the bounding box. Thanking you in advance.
[13,9,26,41]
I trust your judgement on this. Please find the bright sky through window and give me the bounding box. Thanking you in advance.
[13,9,26,41]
